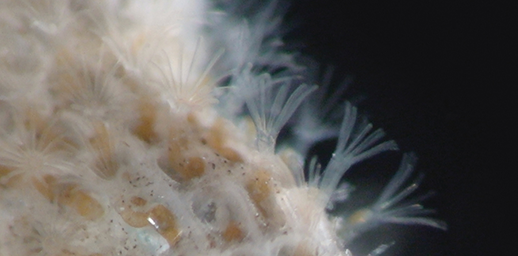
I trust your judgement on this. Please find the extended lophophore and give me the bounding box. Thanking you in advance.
[0,1,446,256]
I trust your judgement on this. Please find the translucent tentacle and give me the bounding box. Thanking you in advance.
[318,102,398,202]
[339,153,447,244]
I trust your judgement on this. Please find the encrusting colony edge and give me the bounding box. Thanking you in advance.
[0,1,446,256]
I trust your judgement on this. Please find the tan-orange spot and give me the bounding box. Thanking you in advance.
[58,185,104,220]
[32,175,57,201]
[72,191,104,220]
[133,97,159,143]
[182,156,205,180]
[186,112,199,126]
[120,208,149,228]
[207,119,224,149]
[130,196,147,206]
[246,169,272,204]
[166,127,206,180]
[222,221,244,242]
[206,119,243,163]
[0,165,12,179]
[245,169,285,227]
[56,249,77,256]
[147,204,181,246]
[217,147,243,163]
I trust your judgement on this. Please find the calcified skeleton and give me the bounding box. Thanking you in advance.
[0,1,445,256]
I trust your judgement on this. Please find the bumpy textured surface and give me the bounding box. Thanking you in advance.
[0,1,445,256]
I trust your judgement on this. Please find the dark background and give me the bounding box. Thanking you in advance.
[285,1,510,256]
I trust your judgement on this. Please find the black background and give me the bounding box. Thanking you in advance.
[285,1,511,256]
